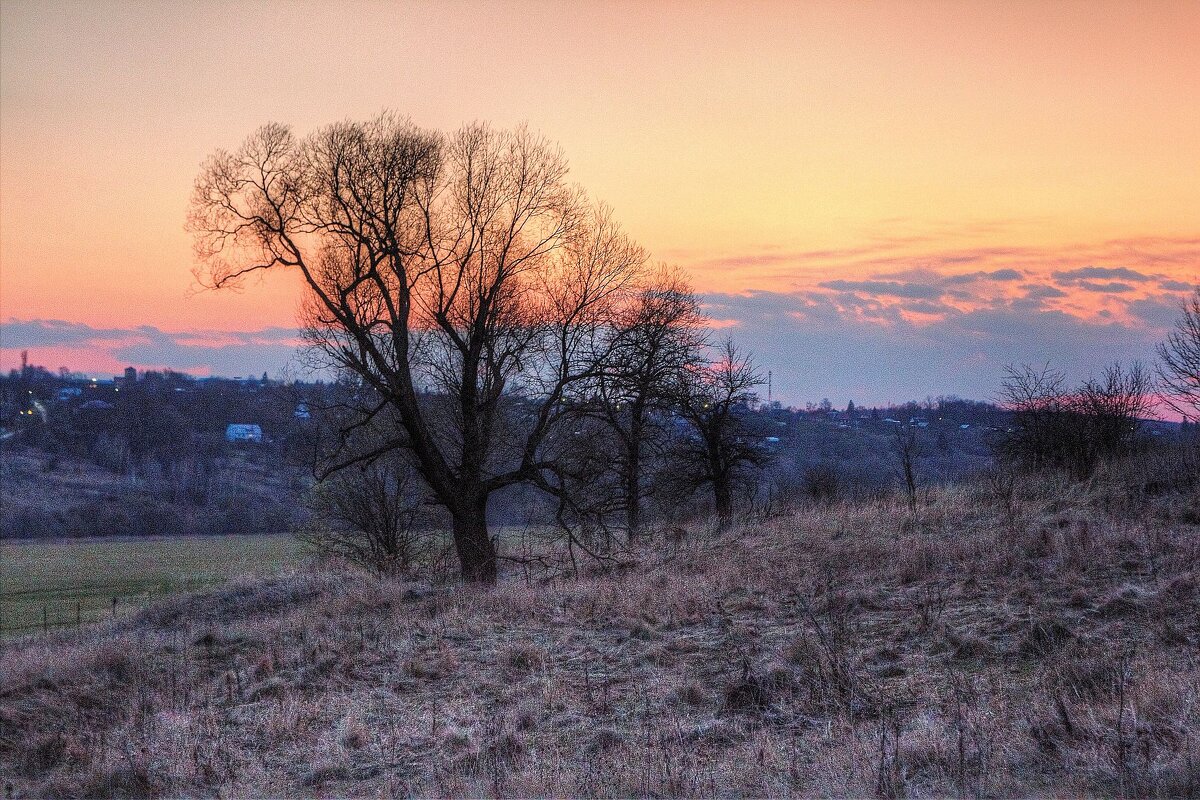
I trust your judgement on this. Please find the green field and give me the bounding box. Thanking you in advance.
[0,535,305,637]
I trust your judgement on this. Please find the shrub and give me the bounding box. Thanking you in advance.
[803,463,841,504]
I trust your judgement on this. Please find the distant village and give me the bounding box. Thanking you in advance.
[2,350,1181,457]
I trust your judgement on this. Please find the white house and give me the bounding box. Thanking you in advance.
[225,423,263,443]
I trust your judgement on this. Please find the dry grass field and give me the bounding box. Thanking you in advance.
[1,473,1197,798]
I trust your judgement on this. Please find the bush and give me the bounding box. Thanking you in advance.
[803,463,840,504]
[297,458,429,575]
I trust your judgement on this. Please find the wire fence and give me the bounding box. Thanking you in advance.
[0,578,217,637]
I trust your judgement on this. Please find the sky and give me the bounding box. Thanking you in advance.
[1,0,1197,406]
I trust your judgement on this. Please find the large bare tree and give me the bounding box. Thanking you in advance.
[1157,287,1200,422]
[189,116,646,582]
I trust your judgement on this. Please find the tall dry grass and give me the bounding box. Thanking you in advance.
[1,474,1197,798]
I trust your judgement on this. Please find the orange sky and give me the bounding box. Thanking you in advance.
[1,1,1197,398]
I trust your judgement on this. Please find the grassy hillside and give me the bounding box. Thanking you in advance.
[0,443,302,540]
[1,476,1197,797]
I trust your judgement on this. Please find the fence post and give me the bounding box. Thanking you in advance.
[43,605,48,633]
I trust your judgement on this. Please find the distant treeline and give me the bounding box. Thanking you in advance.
[1,361,1188,545]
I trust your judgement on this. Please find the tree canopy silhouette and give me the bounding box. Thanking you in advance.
[188,115,650,582]
[1157,287,1200,422]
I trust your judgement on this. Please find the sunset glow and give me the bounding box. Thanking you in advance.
[2,0,1197,404]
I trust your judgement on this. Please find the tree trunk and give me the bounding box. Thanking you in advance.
[706,425,733,528]
[451,496,496,584]
[903,457,917,512]
[713,474,733,528]
[624,414,642,540]
[625,477,641,540]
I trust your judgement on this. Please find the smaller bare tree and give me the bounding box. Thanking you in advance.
[893,426,923,512]
[675,338,768,527]
[1077,362,1153,453]
[1156,286,1200,421]
[588,267,708,539]
[998,361,1151,479]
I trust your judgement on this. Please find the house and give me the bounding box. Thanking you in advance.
[225,423,263,443]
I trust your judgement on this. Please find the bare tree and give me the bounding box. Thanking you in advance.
[1078,362,1153,449]
[675,338,768,527]
[998,361,1151,479]
[997,363,1073,473]
[892,426,923,512]
[588,268,707,539]
[1157,287,1200,421]
[189,116,647,582]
